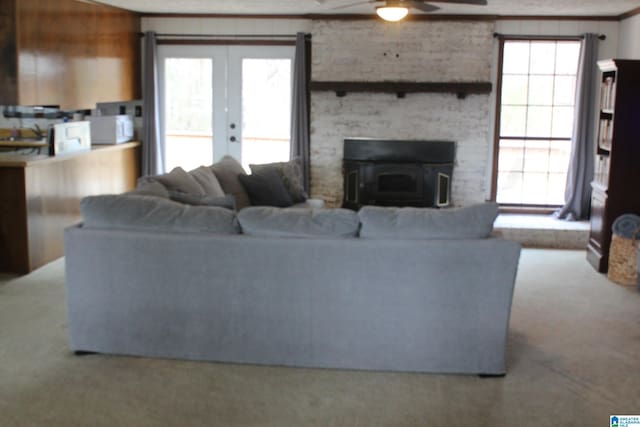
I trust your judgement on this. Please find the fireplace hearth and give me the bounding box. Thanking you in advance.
[342,138,455,210]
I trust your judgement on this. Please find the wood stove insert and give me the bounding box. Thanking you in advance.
[342,138,455,210]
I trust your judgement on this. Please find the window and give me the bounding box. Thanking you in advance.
[493,39,581,207]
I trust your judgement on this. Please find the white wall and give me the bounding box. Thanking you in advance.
[141,17,311,35]
[618,14,640,58]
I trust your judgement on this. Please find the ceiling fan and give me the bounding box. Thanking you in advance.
[331,0,488,22]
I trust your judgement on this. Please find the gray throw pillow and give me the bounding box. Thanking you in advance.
[81,195,240,234]
[126,181,170,199]
[189,166,225,197]
[168,192,236,210]
[140,167,205,196]
[238,169,294,207]
[238,207,359,238]
[358,203,499,240]
[210,156,251,210]
[250,158,307,203]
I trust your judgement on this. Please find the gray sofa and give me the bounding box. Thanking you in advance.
[65,198,521,375]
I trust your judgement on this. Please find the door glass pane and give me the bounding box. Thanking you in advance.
[554,76,576,106]
[529,42,556,75]
[164,58,213,171]
[500,106,527,136]
[502,41,530,74]
[555,42,581,74]
[528,75,554,106]
[551,106,574,138]
[241,58,292,171]
[501,75,528,105]
[498,139,525,172]
[526,106,552,137]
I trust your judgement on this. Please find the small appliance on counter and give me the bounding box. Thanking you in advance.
[87,114,134,144]
[48,121,92,156]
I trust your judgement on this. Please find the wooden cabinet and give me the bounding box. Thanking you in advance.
[0,0,140,109]
[0,143,140,274]
[587,59,640,272]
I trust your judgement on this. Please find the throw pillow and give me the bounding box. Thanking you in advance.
[168,192,236,210]
[80,195,240,234]
[358,203,499,240]
[189,166,225,197]
[140,167,205,196]
[210,156,251,210]
[238,207,359,238]
[238,169,294,208]
[250,157,307,203]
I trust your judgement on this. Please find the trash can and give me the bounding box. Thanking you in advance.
[608,214,640,287]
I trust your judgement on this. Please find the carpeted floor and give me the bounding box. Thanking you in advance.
[0,249,639,426]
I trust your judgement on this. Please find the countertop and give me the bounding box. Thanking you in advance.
[0,141,140,167]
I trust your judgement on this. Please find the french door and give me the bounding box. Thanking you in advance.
[158,45,294,172]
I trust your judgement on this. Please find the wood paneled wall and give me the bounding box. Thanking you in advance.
[0,143,140,274]
[0,0,17,104]
[1,0,140,109]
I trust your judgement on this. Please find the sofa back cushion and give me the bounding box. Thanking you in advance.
[210,155,251,210]
[358,203,499,239]
[125,181,170,199]
[81,195,240,234]
[238,207,359,238]
[167,193,236,210]
[189,166,225,197]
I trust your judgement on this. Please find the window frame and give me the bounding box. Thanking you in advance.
[491,35,582,212]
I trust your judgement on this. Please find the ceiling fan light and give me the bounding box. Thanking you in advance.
[376,6,409,22]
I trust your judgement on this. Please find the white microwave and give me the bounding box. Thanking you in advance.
[88,115,134,144]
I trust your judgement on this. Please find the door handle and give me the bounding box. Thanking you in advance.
[230,136,237,142]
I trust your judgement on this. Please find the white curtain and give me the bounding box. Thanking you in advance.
[142,31,164,176]
[555,34,599,220]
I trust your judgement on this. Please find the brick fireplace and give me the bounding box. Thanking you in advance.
[308,19,495,207]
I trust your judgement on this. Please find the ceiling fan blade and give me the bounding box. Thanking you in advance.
[331,0,378,10]
[406,1,440,12]
[427,0,487,5]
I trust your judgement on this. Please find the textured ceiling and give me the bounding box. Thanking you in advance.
[93,0,639,17]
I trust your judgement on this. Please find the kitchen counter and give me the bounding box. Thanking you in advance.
[0,142,140,167]
[0,140,48,150]
[0,142,140,274]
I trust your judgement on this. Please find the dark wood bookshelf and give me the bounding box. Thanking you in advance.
[587,59,640,272]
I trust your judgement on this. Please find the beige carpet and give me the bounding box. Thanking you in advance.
[0,250,639,427]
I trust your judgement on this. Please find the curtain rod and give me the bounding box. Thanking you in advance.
[493,32,606,40]
[139,33,311,39]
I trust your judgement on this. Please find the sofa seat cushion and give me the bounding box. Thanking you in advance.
[210,155,251,210]
[238,207,359,238]
[358,203,499,239]
[238,168,294,208]
[81,195,240,234]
